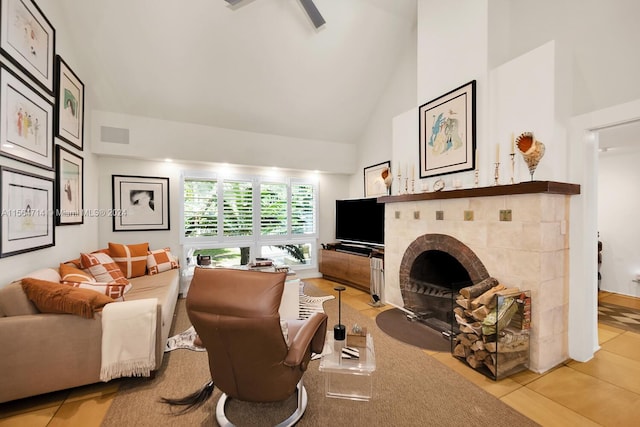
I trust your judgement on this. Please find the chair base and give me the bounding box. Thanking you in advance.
[216,379,308,427]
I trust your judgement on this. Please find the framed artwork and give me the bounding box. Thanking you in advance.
[0,0,56,94]
[364,161,391,197]
[0,166,55,257]
[0,64,54,169]
[112,175,170,231]
[55,56,84,150]
[418,80,476,178]
[55,145,83,225]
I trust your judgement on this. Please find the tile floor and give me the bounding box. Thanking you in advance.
[0,281,638,427]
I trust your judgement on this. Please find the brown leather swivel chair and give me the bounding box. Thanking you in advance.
[166,267,328,426]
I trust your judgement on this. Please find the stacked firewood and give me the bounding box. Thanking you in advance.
[452,277,531,379]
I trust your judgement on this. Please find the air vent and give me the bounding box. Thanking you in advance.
[100,126,130,144]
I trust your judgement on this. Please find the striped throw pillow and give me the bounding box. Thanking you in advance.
[80,252,130,286]
[147,248,179,275]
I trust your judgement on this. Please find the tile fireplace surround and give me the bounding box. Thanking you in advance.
[379,181,580,374]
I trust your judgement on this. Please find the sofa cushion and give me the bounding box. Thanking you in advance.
[108,242,149,278]
[25,268,62,283]
[146,248,179,275]
[80,252,129,286]
[21,277,115,319]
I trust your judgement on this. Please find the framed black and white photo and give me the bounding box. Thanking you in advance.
[0,0,56,94]
[418,80,476,178]
[112,175,170,231]
[1,166,55,257]
[364,161,391,197]
[55,145,83,225]
[55,56,84,150]
[0,64,54,170]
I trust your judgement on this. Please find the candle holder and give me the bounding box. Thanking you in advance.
[411,179,415,194]
[333,286,346,341]
[510,153,516,184]
[494,162,500,186]
[404,178,409,194]
[474,169,479,188]
[396,171,402,195]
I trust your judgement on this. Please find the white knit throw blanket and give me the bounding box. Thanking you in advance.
[100,298,157,382]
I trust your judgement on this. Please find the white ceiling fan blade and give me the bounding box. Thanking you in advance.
[299,0,326,28]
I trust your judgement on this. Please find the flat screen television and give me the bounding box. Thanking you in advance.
[335,198,385,247]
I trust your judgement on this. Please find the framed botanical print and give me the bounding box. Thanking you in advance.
[112,175,170,231]
[55,145,83,225]
[55,56,84,150]
[0,0,56,94]
[0,64,54,170]
[418,80,476,178]
[0,166,55,257]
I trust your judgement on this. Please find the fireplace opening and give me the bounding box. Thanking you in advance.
[404,250,471,333]
[399,234,489,335]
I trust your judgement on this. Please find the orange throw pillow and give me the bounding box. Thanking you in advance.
[21,277,114,319]
[108,242,149,278]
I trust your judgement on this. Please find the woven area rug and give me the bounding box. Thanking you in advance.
[165,281,334,352]
[103,282,538,427]
[598,301,640,333]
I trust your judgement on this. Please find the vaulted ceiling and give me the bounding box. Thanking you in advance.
[53,0,417,144]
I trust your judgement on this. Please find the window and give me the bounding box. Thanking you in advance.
[223,180,253,237]
[183,179,217,237]
[181,173,318,272]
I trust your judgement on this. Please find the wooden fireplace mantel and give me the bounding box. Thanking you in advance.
[377,181,580,204]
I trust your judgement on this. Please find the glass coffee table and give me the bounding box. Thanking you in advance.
[318,331,376,401]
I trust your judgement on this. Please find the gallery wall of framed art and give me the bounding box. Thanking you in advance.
[0,0,86,256]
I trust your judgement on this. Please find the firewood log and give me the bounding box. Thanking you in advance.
[459,277,499,299]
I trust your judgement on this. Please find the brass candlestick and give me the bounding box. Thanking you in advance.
[510,153,515,184]
[494,162,500,186]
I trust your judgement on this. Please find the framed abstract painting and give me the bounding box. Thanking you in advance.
[0,64,54,170]
[418,80,476,178]
[55,56,84,150]
[0,0,56,94]
[55,145,83,225]
[112,175,170,231]
[0,166,55,257]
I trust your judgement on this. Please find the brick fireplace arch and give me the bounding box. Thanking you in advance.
[399,233,489,292]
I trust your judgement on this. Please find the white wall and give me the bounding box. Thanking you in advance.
[349,21,418,197]
[598,149,640,297]
[91,111,357,175]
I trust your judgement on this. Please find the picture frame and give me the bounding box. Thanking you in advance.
[55,56,84,150]
[0,64,54,170]
[418,80,476,178]
[0,0,56,94]
[0,166,55,257]
[364,161,391,197]
[112,175,170,231]
[55,145,83,225]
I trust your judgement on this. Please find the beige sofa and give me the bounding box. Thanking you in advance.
[0,267,179,403]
